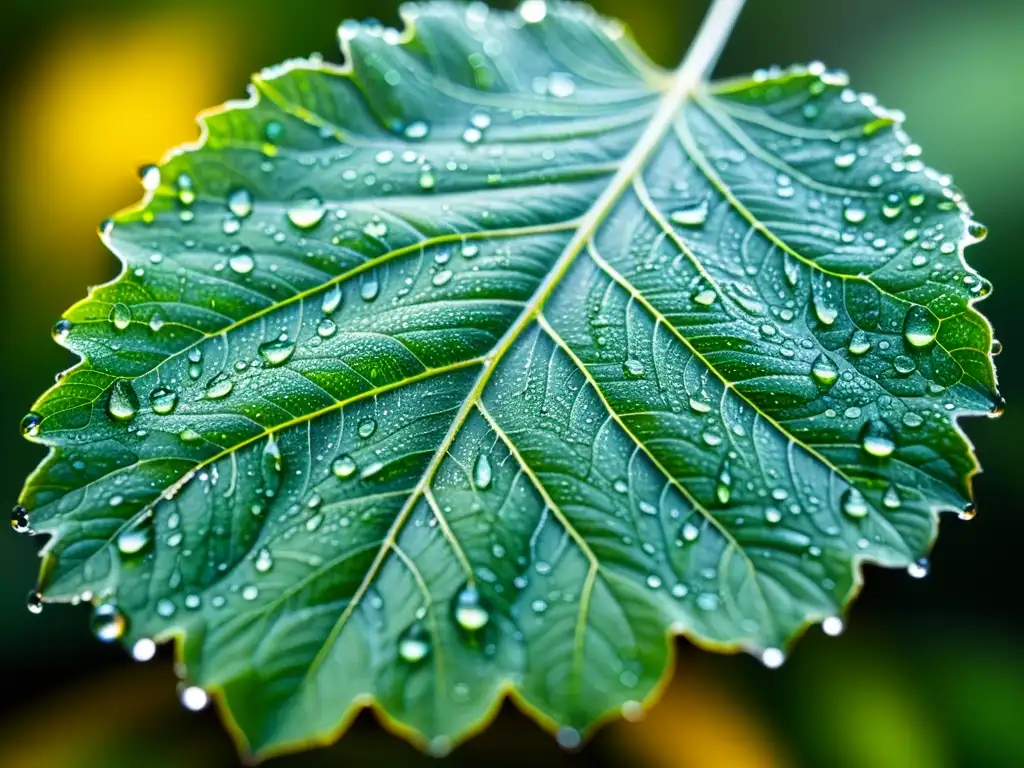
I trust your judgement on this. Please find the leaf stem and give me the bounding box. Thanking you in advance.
[675,0,745,91]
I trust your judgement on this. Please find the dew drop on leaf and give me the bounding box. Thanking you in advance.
[228,249,255,274]
[357,418,377,439]
[860,420,896,457]
[903,305,939,348]
[670,199,709,227]
[841,487,869,518]
[110,303,132,331]
[453,585,489,631]
[108,380,140,421]
[259,339,296,367]
[11,505,30,534]
[332,455,357,478]
[205,373,234,399]
[473,454,493,490]
[398,621,431,663]
[91,602,127,643]
[149,386,178,415]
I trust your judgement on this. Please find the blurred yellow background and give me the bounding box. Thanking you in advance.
[1,1,1022,766]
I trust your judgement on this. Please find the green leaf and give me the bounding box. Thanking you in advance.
[16,0,999,758]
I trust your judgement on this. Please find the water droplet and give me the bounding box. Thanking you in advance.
[473,454,492,490]
[893,355,916,375]
[520,0,548,23]
[462,127,482,144]
[860,420,895,457]
[205,373,233,399]
[52,318,72,342]
[228,250,255,274]
[139,164,161,191]
[322,284,342,315]
[432,269,453,287]
[453,584,489,631]
[907,558,929,579]
[108,380,140,421]
[375,150,394,165]
[255,548,273,573]
[110,303,132,331]
[26,591,43,615]
[967,221,988,242]
[259,339,295,367]
[834,152,857,169]
[715,459,732,505]
[404,121,429,140]
[693,288,717,306]
[848,331,871,356]
[132,638,157,661]
[418,170,436,190]
[180,685,209,711]
[811,354,838,387]
[287,196,326,229]
[262,434,282,494]
[398,621,431,663]
[991,339,1003,356]
[242,585,259,601]
[623,358,645,379]
[21,412,42,438]
[682,521,700,542]
[841,487,869,518]
[882,485,902,509]
[843,205,866,224]
[117,515,153,555]
[761,648,785,668]
[361,273,380,301]
[671,200,709,227]
[358,417,377,439]
[332,455,357,478]
[317,318,337,338]
[149,386,178,415]
[822,617,844,636]
[547,72,576,98]
[91,602,127,642]
[11,505,30,534]
[959,503,976,522]
[227,188,253,218]
[903,305,939,348]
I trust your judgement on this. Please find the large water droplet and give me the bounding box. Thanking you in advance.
[20,412,42,438]
[332,455,356,478]
[205,373,234,399]
[11,505,30,534]
[149,386,178,415]
[180,685,209,711]
[358,417,377,439]
[907,558,929,579]
[453,585,489,631]
[715,459,732,505]
[623,358,645,379]
[26,591,44,615]
[398,621,431,663]
[117,515,153,556]
[91,601,127,642]
[882,485,902,509]
[404,121,430,140]
[841,487,869,518]
[848,331,871,356]
[903,306,939,348]
[860,420,895,457]
[132,638,157,661]
[110,303,132,331]
[262,434,282,494]
[255,548,273,573]
[287,196,326,229]
[671,200,709,227]
[139,164,161,192]
[259,339,296,367]
[52,319,72,343]
[317,318,337,338]
[473,454,492,490]
[228,249,255,275]
[227,188,253,218]
[811,354,838,387]
[108,380,140,421]
[321,285,342,315]
[361,272,380,302]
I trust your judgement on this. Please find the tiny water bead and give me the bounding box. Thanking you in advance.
[91,602,127,642]
[108,380,140,421]
[149,386,178,415]
[11,505,30,534]
[453,585,489,631]
[259,339,296,367]
[903,305,940,348]
[473,454,492,490]
[357,417,377,439]
[398,622,431,663]
[176,173,195,205]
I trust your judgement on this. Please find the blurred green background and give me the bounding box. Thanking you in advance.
[1,1,1021,766]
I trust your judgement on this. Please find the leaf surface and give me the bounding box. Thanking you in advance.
[17,1,999,757]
